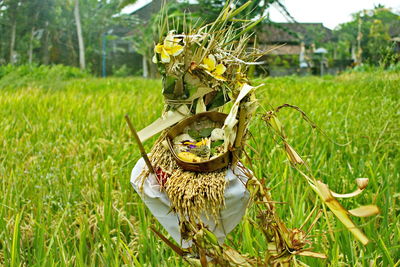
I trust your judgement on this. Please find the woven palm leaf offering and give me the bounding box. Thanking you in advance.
[127,2,379,266]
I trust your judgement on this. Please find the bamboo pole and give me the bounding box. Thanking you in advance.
[125,114,155,174]
[232,105,247,167]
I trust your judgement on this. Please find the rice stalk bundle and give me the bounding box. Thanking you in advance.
[165,168,226,225]
[137,132,227,228]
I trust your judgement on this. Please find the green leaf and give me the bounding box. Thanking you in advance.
[188,127,214,140]
[211,140,224,148]
[226,1,252,21]
[162,76,177,98]
[206,90,229,110]
[227,15,265,43]
[188,130,201,140]
[199,128,214,137]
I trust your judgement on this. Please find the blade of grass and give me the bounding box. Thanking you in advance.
[11,211,22,267]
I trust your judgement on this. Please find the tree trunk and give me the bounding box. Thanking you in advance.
[74,0,86,70]
[142,55,148,78]
[67,30,78,67]
[356,17,363,65]
[28,27,35,64]
[9,19,17,64]
[42,21,50,65]
[28,12,39,65]
[149,58,158,79]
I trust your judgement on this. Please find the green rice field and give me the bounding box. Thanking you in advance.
[0,67,399,266]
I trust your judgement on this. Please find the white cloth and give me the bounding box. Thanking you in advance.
[131,158,250,248]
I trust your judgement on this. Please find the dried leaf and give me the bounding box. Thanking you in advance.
[196,97,207,114]
[223,84,255,150]
[284,143,304,165]
[268,114,283,135]
[348,205,380,217]
[295,250,327,259]
[331,178,369,198]
[223,247,252,266]
[315,181,370,245]
[185,257,202,267]
[137,105,190,142]
[356,178,369,190]
[199,249,207,267]
[267,242,278,253]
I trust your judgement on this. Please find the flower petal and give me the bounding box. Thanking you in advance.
[161,48,171,63]
[204,70,213,77]
[204,69,227,81]
[154,44,163,54]
[214,64,226,75]
[152,54,158,64]
[170,45,184,56]
[212,73,227,81]
[163,33,175,49]
[177,152,202,162]
[203,55,216,71]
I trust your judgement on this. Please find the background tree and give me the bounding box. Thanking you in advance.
[194,0,277,21]
[74,0,86,70]
[334,6,400,66]
[2,0,398,75]
[0,0,138,74]
[0,0,25,64]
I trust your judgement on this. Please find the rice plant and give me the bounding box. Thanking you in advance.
[0,67,398,266]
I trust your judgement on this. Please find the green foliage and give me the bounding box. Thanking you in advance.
[387,62,400,72]
[334,6,400,66]
[0,70,399,265]
[0,0,285,77]
[118,0,138,9]
[193,0,275,22]
[266,54,299,68]
[0,0,136,75]
[112,64,133,77]
[0,64,89,88]
[345,62,400,74]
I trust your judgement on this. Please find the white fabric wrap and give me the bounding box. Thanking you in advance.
[131,157,250,248]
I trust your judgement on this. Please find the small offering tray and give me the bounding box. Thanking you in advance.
[166,112,231,172]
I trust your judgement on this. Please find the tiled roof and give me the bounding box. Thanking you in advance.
[258,23,333,44]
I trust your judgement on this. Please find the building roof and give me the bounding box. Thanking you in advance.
[120,0,163,21]
[258,23,333,45]
[260,44,301,55]
[120,0,153,15]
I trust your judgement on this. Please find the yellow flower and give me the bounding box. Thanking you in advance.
[182,139,208,147]
[235,65,249,87]
[195,139,208,147]
[177,152,202,163]
[201,55,227,81]
[153,32,184,63]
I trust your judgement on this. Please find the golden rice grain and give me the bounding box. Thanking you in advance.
[137,132,226,227]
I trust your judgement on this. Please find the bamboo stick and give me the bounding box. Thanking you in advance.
[232,105,247,167]
[125,114,155,174]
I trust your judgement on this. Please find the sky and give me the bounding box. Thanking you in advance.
[268,0,400,29]
[125,0,400,30]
